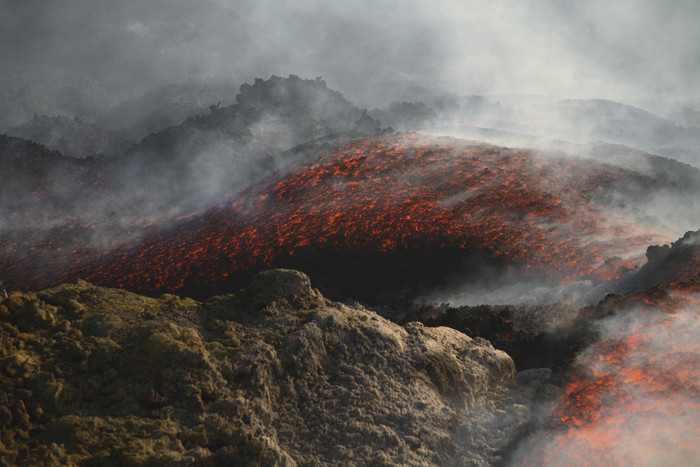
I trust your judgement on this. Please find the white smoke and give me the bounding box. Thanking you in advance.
[507,295,700,466]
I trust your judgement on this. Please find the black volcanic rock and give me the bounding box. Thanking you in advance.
[0,134,97,215]
[612,228,700,294]
[0,76,373,292]
[4,76,699,313]
[0,270,533,466]
[497,229,700,466]
[413,229,700,375]
[113,75,368,205]
[98,81,242,141]
[125,74,363,164]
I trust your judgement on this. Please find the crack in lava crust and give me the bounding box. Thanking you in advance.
[3,134,669,300]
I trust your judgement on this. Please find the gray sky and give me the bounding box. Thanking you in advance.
[2,0,699,106]
[221,0,700,105]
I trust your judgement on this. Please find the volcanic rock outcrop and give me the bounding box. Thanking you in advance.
[0,269,532,466]
[626,229,700,291]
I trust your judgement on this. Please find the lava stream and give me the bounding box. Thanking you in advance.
[3,134,669,298]
[517,282,700,466]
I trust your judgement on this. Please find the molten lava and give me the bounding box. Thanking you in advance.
[3,131,698,464]
[519,280,700,466]
[2,133,670,299]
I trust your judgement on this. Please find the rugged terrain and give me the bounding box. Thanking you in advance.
[1,74,699,465]
[3,0,700,464]
[2,227,699,465]
[0,269,539,466]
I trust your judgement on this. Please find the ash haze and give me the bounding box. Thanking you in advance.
[509,300,700,466]
[2,0,700,105]
[230,0,700,106]
[3,0,700,164]
[1,2,700,466]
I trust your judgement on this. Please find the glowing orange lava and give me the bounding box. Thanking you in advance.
[521,281,700,466]
[1,134,669,295]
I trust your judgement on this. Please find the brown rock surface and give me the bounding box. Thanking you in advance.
[0,270,527,466]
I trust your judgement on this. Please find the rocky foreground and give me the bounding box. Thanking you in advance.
[4,230,697,466]
[0,269,542,466]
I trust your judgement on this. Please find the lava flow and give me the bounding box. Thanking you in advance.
[3,132,660,301]
[517,280,700,466]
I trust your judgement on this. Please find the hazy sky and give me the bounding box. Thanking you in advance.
[2,0,699,105]
[220,0,700,104]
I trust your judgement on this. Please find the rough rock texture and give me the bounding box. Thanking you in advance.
[0,269,528,466]
[632,229,700,289]
[409,303,589,372]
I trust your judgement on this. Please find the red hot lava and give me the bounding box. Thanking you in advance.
[21,133,661,298]
[509,231,700,465]
[517,280,700,466]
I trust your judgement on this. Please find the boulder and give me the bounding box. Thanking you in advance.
[0,271,527,465]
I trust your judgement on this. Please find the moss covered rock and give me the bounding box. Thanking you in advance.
[0,270,525,466]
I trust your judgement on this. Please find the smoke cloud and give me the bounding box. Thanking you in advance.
[214,0,700,106]
[2,1,699,164]
[2,0,699,104]
[2,2,700,464]
[508,298,700,466]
